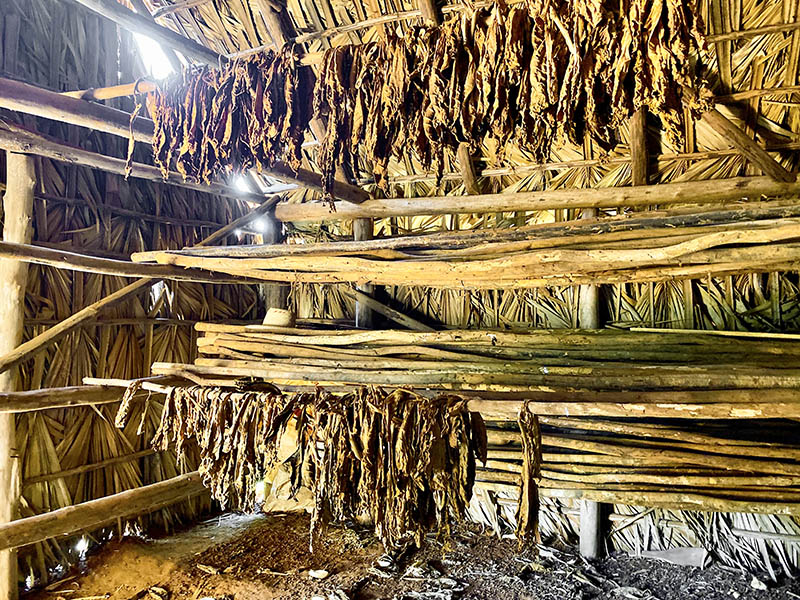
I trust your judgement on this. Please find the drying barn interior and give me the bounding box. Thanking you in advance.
[1,0,800,598]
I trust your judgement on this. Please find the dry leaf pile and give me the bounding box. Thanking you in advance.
[117,384,495,550]
[147,0,712,197]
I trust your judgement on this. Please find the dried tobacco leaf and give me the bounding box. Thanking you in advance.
[146,1,710,200]
[148,46,312,186]
[312,0,711,193]
[516,403,542,547]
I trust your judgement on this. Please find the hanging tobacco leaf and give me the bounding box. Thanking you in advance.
[144,0,711,200]
[516,403,542,547]
[117,384,488,551]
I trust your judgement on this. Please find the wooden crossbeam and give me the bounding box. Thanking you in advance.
[0,472,206,551]
[0,77,369,204]
[701,108,796,183]
[342,287,434,331]
[0,241,257,284]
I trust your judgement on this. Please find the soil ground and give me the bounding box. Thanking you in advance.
[28,512,800,600]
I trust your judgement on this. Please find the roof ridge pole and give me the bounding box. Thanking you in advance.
[0,153,36,600]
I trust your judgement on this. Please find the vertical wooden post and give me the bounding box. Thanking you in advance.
[578,107,649,560]
[353,218,375,329]
[577,129,605,558]
[0,154,36,600]
[262,215,288,311]
[577,205,602,560]
[630,108,648,188]
[418,0,441,24]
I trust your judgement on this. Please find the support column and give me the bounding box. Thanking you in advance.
[577,206,602,560]
[0,154,36,600]
[353,218,375,329]
[577,129,606,560]
[262,215,288,311]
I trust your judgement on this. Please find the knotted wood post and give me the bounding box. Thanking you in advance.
[353,218,375,328]
[577,204,602,559]
[0,154,36,600]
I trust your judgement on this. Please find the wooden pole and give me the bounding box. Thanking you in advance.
[0,154,35,600]
[0,241,257,284]
[701,108,796,182]
[0,279,154,377]
[0,472,205,551]
[274,176,800,221]
[65,0,221,65]
[0,77,153,143]
[342,288,434,331]
[0,197,276,377]
[139,201,800,261]
[0,124,268,205]
[630,108,649,187]
[577,208,602,560]
[261,215,289,313]
[353,218,376,329]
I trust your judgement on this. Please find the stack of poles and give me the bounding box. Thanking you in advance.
[154,324,800,517]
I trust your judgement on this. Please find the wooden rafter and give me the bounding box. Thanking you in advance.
[67,0,221,64]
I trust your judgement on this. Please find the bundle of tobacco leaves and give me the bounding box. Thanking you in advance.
[117,384,488,550]
[309,387,487,548]
[120,385,313,510]
[147,45,313,184]
[145,0,711,198]
[315,0,713,190]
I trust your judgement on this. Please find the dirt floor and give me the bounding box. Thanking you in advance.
[30,512,800,600]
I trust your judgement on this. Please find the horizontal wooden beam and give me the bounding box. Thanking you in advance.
[0,79,369,204]
[0,124,267,205]
[0,472,206,550]
[0,385,121,413]
[0,241,257,284]
[66,0,221,65]
[0,77,153,142]
[133,201,800,262]
[274,176,800,221]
